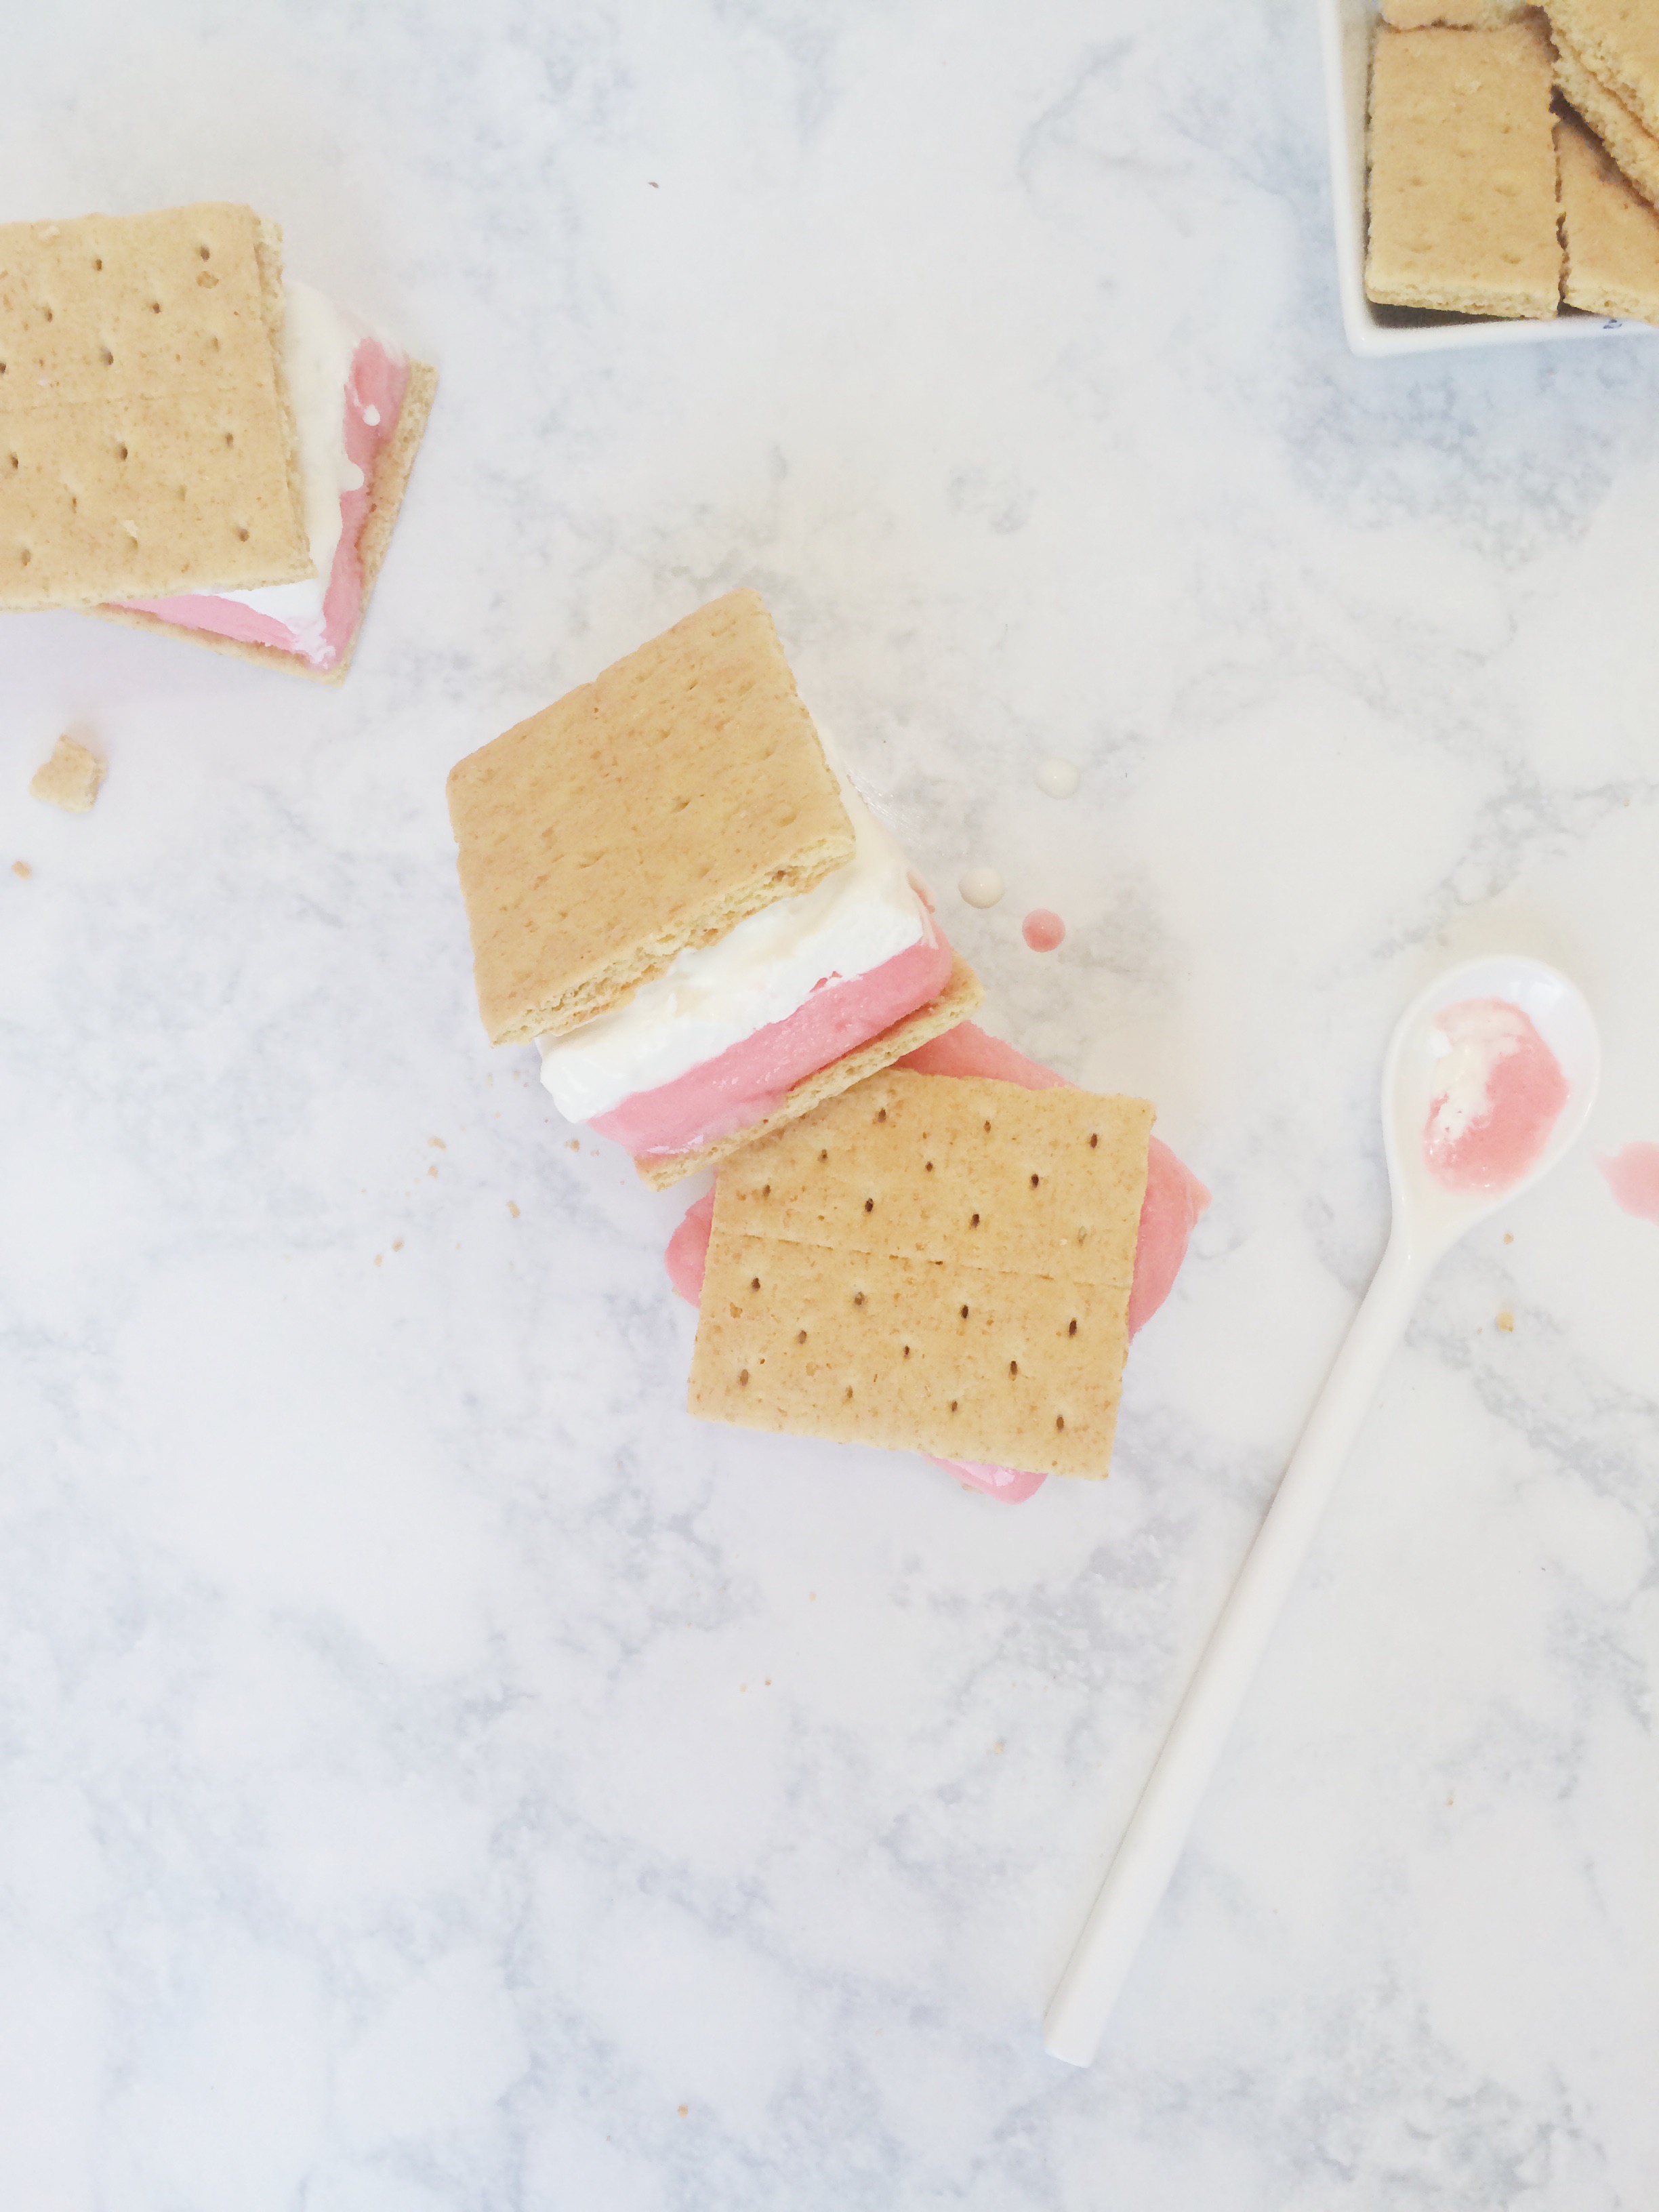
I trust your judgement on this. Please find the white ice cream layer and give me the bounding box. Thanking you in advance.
[213,279,371,655]
[537,766,928,1124]
[1426,1000,1527,1147]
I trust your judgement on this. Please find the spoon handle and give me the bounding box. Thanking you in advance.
[1042,1231,1427,2067]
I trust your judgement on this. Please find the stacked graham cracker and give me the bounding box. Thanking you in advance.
[1366,2,1659,326]
[450,590,1165,1483]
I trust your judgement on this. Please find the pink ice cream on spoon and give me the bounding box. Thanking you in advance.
[1422,998,1570,1192]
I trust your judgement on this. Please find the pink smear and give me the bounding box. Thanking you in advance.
[1424,998,1570,1193]
[1599,1142,1659,1224]
[592,926,954,1162]
[112,337,407,670]
[667,1018,1210,1502]
[1023,909,1065,952]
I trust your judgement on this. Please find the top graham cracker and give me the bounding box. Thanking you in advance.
[0,202,309,610]
[447,590,856,1046]
[1366,22,1563,319]
[1547,0,1659,142]
[687,1071,1155,1481]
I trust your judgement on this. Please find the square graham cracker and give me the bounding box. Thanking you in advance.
[89,357,438,682]
[688,1070,1155,1481]
[633,952,985,1189]
[1,203,308,609]
[1554,30,1659,212]
[1557,106,1659,317]
[447,590,855,1046]
[1366,22,1563,317]
[1547,0,1659,141]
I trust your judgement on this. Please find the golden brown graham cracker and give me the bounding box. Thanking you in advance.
[90,356,437,681]
[1547,0,1659,139]
[689,1070,1154,1481]
[632,954,985,1189]
[1,203,308,608]
[1557,106,1659,317]
[447,590,856,1046]
[1366,22,1563,317]
[1553,30,1659,211]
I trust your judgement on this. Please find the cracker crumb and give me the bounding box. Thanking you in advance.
[566,1139,580,1151]
[12,860,30,879]
[1496,1309,1515,1332]
[427,1164,438,1179]
[430,1136,446,1149]
[392,1238,404,1252]
[1503,1232,1513,1243]
[29,734,106,813]
[507,1200,520,1217]
[677,2105,688,2118]
[373,1254,383,1267]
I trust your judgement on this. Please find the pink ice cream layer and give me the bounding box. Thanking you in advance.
[110,337,407,671]
[1422,998,1570,1193]
[590,925,955,1162]
[665,1020,1210,1502]
[1599,1142,1659,1225]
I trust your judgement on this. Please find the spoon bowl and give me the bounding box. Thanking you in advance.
[1382,954,1602,1263]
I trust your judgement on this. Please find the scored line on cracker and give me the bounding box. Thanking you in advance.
[689,1071,1155,1480]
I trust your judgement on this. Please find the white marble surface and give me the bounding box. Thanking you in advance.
[3,2,1658,2205]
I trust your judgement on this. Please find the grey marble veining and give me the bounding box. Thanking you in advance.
[3,1,1657,2206]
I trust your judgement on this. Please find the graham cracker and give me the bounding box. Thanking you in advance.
[1547,0,1659,140]
[1380,1,1530,25]
[688,1070,1154,1481]
[632,952,985,1189]
[447,589,856,1046]
[28,733,105,812]
[89,356,437,682]
[1557,106,1659,316]
[1366,22,1563,317]
[1553,31,1659,212]
[1,203,308,609]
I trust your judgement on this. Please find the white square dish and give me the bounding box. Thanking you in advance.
[1317,0,1657,355]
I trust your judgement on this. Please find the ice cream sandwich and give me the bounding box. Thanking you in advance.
[0,201,434,680]
[447,590,983,1185]
[667,1021,1209,1500]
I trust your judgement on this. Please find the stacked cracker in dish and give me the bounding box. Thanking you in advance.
[448,592,1206,1493]
[1366,1,1659,325]
[0,201,434,678]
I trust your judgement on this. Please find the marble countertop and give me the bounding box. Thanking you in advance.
[4,2,1658,2205]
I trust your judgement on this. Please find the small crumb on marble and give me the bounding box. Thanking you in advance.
[1503,1232,1513,1244]
[12,860,30,878]
[427,1164,438,1178]
[1496,1310,1515,1332]
[373,1254,382,1267]
[1023,908,1065,951]
[392,1238,404,1252]
[430,1136,446,1149]
[566,1139,580,1151]
[1034,757,1080,799]
[958,865,1004,909]
[29,734,106,813]
[507,1200,520,1217]
[677,2104,688,2118]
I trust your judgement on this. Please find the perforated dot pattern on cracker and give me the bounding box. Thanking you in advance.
[688,1071,1154,1480]
[0,203,308,609]
[1366,22,1563,319]
[447,589,856,1046]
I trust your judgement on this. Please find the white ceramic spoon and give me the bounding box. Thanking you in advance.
[1043,954,1601,2068]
